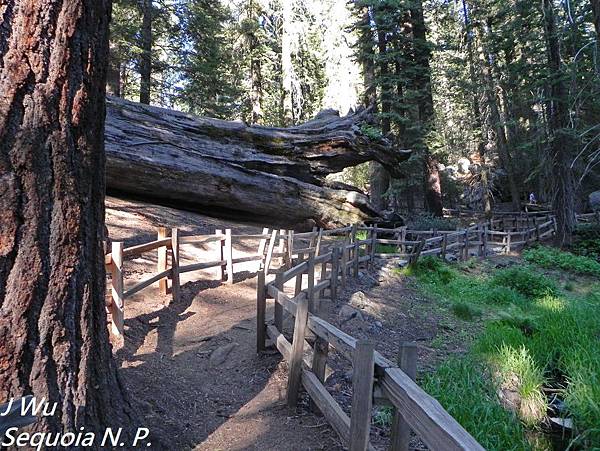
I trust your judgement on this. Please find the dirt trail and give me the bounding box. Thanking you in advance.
[106,197,342,450]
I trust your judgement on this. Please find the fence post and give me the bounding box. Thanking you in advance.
[341,238,349,286]
[535,223,541,242]
[217,229,225,281]
[441,233,448,260]
[110,242,125,337]
[349,340,375,451]
[315,229,323,257]
[390,343,417,451]
[287,230,294,268]
[264,229,279,276]
[353,241,360,277]
[171,228,180,303]
[307,256,316,312]
[319,259,327,300]
[294,253,304,296]
[310,337,329,414]
[370,228,377,269]
[278,229,286,267]
[506,233,512,255]
[287,296,309,408]
[274,273,284,331]
[482,226,488,257]
[463,230,470,260]
[225,229,233,284]
[157,227,169,295]
[257,227,270,271]
[330,247,339,302]
[256,271,266,353]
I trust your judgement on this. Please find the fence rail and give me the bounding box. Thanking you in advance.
[258,245,485,450]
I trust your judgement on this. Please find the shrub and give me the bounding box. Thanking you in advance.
[491,266,556,298]
[409,256,456,285]
[422,357,530,451]
[483,286,527,306]
[523,246,600,277]
[451,301,482,320]
[408,213,458,231]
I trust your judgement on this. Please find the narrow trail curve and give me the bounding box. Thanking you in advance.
[106,197,343,450]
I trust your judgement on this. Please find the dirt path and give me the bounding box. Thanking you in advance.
[106,197,342,450]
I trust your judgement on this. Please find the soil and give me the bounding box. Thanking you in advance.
[105,196,476,450]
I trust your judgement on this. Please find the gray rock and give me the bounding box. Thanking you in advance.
[374,321,383,328]
[590,190,600,211]
[338,305,364,322]
[209,343,238,367]
[349,291,369,308]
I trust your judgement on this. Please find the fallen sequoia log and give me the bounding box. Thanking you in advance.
[105,97,410,228]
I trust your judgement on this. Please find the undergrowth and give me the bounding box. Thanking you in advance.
[523,246,600,277]
[397,256,600,450]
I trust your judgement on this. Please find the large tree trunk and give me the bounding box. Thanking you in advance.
[410,0,443,217]
[105,97,410,228]
[476,19,521,211]
[139,0,152,104]
[246,0,263,125]
[107,43,122,97]
[369,10,392,211]
[462,0,492,216]
[281,0,294,126]
[543,0,576,246]
[0,0,132,440]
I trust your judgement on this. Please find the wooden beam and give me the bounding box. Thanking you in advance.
[157,227,169,295]
[287,297,309,408]
[350,340,375,451]
[171,228,180,302]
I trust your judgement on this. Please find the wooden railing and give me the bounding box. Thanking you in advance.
[103,214,562,337]
[104,227,283,336]
[257,246,485,450]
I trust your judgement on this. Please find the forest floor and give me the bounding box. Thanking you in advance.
[104,196,470,450]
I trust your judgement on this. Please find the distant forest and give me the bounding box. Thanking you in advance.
[108,0,600,243]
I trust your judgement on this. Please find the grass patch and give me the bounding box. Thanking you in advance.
[523,245,600,277]
[404,255,600,449]
[451,301,482,320]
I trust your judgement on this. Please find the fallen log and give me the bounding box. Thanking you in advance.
[105,97,410,228]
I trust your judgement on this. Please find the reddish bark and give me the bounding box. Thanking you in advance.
[0,0,132,438]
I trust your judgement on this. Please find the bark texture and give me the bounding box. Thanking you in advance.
[105,97,410,228]
[410,0,443,216]
[139,0,152,104]
[0,0,132,439]
[543,0,576,246]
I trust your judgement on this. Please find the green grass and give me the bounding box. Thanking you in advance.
[402,255,600,449]
[523,245,600,277]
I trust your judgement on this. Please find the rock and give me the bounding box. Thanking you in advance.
[338,305,364,322]
[374,321,383,328]
[349,291,369,308]
[589,190,600,211]
[209,343,238,367]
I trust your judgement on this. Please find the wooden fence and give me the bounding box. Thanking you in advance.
[103,213,560,337]
[257,241,485,450]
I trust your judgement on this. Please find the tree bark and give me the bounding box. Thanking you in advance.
[281,0,294,126]
[462,0,492,216]
[410,0,443,216]
[369,8,392,211]
[0,0,132,440]
[139,0,152,104]
[542,0,576,246]
[107,43,121,97]
[104,97,410,228]
[475,19,521,211]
